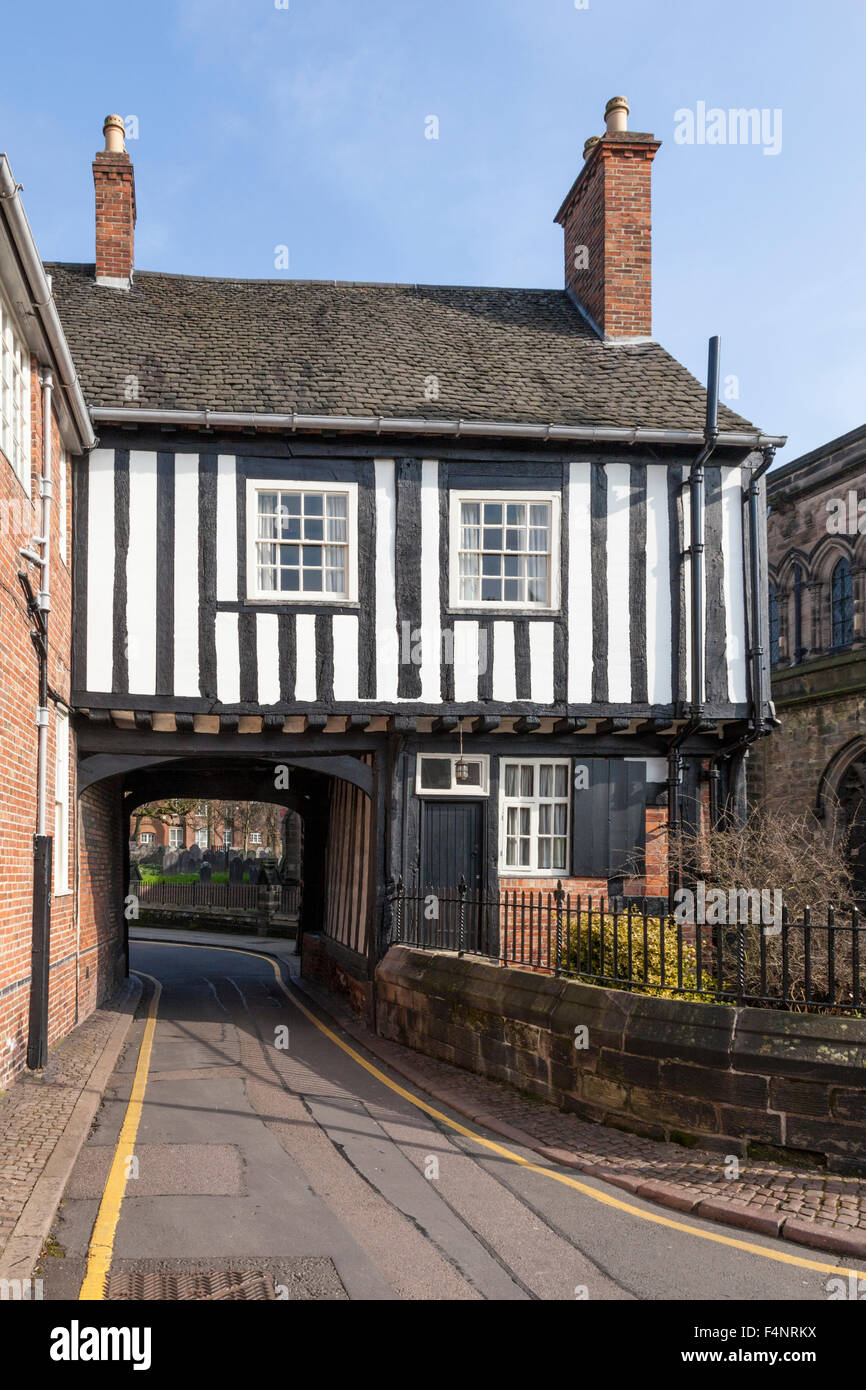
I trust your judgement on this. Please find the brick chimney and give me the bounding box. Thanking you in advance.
[93,114,135,289]
[554,97,660,341]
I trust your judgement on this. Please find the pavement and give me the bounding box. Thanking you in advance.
[2,925,865,1302]
[0,977,141,1283]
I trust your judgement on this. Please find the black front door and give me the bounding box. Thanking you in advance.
[418,800,489,953]
[420,799,483,893]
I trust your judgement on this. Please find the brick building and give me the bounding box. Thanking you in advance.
[0,154,125,1089]
[752,424,866,893]
[131,799,286,854]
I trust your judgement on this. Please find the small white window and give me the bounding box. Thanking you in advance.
[139,831,155,845]
[500,759,570,874]
[168,827,183,849]
[449,491,560,611]
[223,830,233,848]
[246,479,358,602]
[250,831,262,844]
[194,828,208,849]
[415,754,490,797]
[58,449,68,565]
[0,284,31,492]
[53,709,70,895]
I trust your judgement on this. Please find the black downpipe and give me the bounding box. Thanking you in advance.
[27,836,53,1069]
[23,567,52,1070]
[667,336,721,909]
[712,445,780,813]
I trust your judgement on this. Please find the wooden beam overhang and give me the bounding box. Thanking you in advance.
[514,716,541,734]
[553,717,588,734]
[596,717,631,735]
[432,716,460,735]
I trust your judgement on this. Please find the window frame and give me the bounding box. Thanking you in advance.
[448,489,561,613]
[139,831,156,846]
[194,828,208,849]
[53,708,71,896]
[0,282,31,494]
[831,556,854,651]
[168,826,184,849]
[245,478,359,604]
[414,753,490,798]
[499,757,571,876]
[250,831,262,844]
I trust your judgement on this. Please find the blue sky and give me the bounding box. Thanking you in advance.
[1,0,863,463]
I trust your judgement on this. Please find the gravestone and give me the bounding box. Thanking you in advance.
[228,854,244,884]
[199,860,212,884]
[188,842,202,865]
[180,849,195,874]
[247,859,260,885]
[163,849,180,875]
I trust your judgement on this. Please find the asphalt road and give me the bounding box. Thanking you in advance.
[39,940,866,1302]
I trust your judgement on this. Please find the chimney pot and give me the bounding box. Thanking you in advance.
[583,135,601,161]
[103,114,126,154]
[604,95,629,135]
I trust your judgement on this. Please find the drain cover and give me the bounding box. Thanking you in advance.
[106,1269,277,1301]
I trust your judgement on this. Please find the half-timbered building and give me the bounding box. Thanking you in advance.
[44,100,783,1009]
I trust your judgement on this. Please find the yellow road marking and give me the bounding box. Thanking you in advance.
[78,971,162,1301]
[130,939,866,1281]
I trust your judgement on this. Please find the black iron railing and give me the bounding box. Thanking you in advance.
[387,878,866,1014]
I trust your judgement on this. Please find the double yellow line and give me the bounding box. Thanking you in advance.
[79,942,865,1297]
[78,972,162,1300]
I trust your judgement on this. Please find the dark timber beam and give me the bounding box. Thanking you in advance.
[219,714,239,734]
[262,714,284,733]
[636,717,675,736]
[86,708,113,726]
[472,715,500,734]
[174,712,195,733]
[346,714,372,731]
[133,711,153,731]
[553,717,588,734]
[596,717,631,735]
[514,716,541,734]
[432,716,459,735]
[304,714,328,733]
[389,715,418,734]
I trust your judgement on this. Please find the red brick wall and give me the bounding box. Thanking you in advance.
[77,780,126,1021]
[0,356,123,1090]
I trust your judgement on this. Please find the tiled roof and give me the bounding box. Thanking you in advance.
[46,263,754,432]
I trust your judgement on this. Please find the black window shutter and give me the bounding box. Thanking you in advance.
[571,758,646,879]
[571,757,610,877]
[609,760,647,877]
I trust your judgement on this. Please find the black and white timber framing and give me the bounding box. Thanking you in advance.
[75,431,763,722]
[73,426,773,970]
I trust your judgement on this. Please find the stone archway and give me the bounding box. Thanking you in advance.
[817,737,866,898]
[835,757,866,898]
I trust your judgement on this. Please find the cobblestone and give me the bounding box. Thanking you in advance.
[0,1004,124,1256]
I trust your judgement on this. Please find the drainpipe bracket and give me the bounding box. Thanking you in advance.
[35,706,49,728]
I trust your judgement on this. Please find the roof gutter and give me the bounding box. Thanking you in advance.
[0,155,97,453]
[88,404,786,449]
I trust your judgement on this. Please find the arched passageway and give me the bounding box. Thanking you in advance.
[75,740,378,998]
